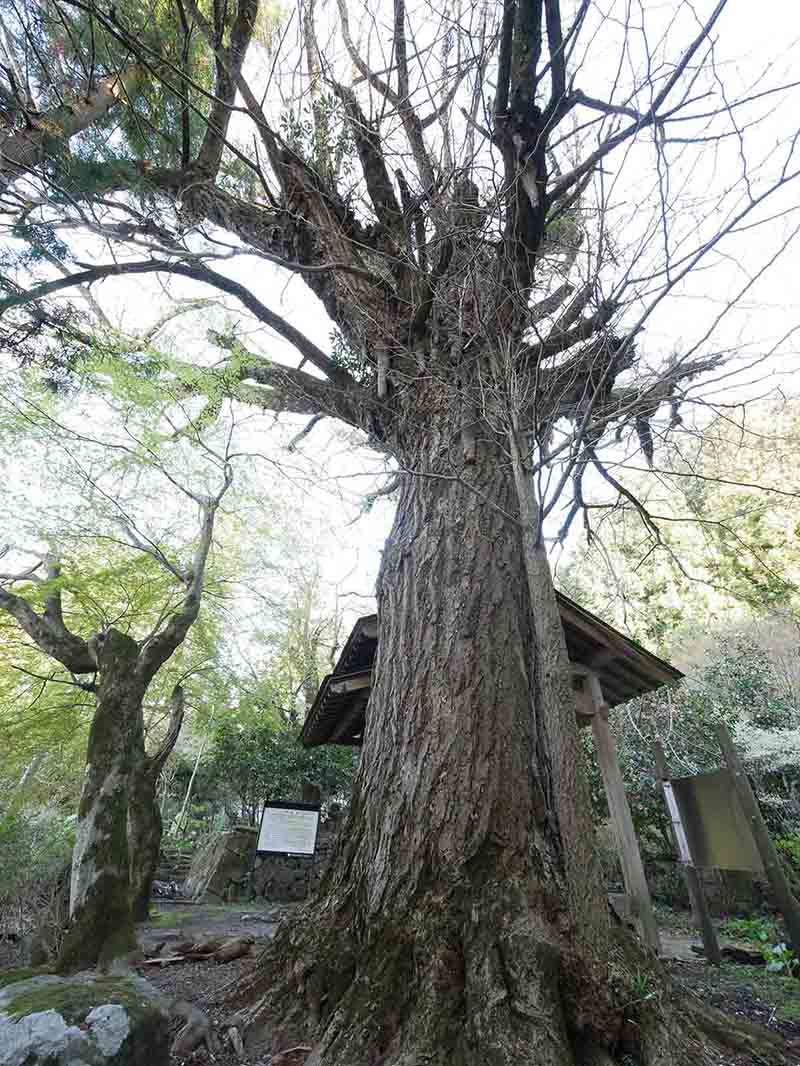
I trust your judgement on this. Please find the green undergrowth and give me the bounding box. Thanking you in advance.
[729,966,800,1022]
[146,901,269,928]
[145,908,200,928]
[652,903,696,935]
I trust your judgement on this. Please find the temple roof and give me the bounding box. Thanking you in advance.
[300,592,682,747]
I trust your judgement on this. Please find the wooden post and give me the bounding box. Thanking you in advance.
[715,722,800,956]
[654,741,721,965]
[587,673,661,954]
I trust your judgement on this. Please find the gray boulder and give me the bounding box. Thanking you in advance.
[0,972,169,1066]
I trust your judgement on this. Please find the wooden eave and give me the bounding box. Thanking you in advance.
[300,592,682,748]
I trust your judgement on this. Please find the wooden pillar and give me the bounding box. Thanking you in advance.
[654,741,721,965]
[716,722,800,956]
[586,673,661,954]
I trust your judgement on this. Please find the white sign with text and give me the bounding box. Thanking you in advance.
[257,803,320,856]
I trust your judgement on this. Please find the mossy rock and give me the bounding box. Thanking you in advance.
[0,967,52,991]
[0,972,169,1066]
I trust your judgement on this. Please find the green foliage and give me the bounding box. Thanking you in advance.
[280,94,356,180]
[777,835,800,871]
[582,615,800,883]
[0,808,73,898]
[720,915,779,944]
[329,328,374,387]
[762,942,799,976]
[561,399,800,643]
[206,718,357,825]
[6,220,70,266]
[0,806,73,953]
[48,2,213,169]
[628,970,654,1002]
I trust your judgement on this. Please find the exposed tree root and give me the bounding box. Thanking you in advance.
[172,999,222,1057]
[225,882,793,1066]
[142,934,255,967]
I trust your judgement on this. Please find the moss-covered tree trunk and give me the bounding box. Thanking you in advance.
[57,630,143,973]
[128,763,163,923]
[128,685,184,922]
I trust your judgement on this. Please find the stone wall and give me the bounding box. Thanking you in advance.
[183,827,259,901]
[182,811,342,903]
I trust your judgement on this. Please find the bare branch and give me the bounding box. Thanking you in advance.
[0,582,95,674]
[0,258,360,389]
[136,464,233,682]
[194,0,259,178]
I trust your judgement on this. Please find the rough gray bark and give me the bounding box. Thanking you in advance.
[508,425,607,941]
[128,766,165,925]
[229,421,790,1066]
[2,0,795,1057]
[229,428,630,1063]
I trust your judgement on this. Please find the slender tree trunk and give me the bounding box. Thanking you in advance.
[172,735,207,837]
[4,753,44,816]
[57,630,143,973]
[128,762,163,923]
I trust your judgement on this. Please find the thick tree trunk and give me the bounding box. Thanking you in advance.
[128,686,184,922]
[230,431,619,1062]
[56,630,142,973]
[230,420,789,1065]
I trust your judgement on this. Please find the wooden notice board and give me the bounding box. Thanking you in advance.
[670,769,763,873]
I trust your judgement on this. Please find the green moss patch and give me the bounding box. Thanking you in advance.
[0,966,51,990]
[146,902,251,929]
[145,908,199,928]
[727,965,800,1023]
[1,976,158,1024]
[670,959,800,1030]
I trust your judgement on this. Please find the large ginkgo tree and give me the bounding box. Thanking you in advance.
[1,0,799,1061]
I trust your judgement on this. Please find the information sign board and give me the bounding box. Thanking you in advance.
[670,769,764,873]
[256,801,320,857]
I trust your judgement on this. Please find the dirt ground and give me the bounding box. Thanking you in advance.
[136,903,800,1065]
[137,902,295,1066]
[3,902,800,1064]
